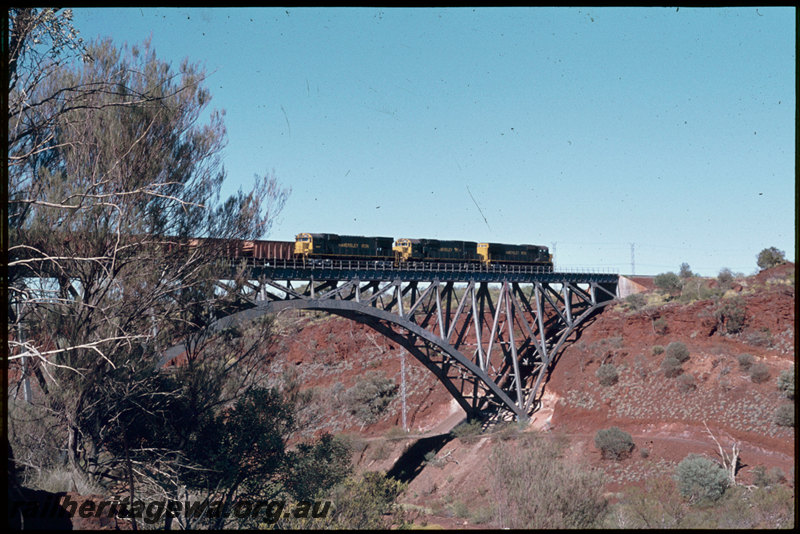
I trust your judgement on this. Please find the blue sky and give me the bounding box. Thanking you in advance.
[70,7,795,275]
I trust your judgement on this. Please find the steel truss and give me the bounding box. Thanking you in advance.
[163,269,618,420]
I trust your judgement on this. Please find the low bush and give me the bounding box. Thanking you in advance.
[679,277,723,302]
[492,421,527,442]
[423,450,446,468]
[749,363,770,384]
[451,419,484,444]
[737,353,755,371]
[653,317,668,335]
[343,371,398,425]
[625,293,646,311]
[305,471,407,529]
[596,363,619,386]
[666,341,690,363]
[674,454,729,504]
[773,404,794,427]
[654,272,682,295]
[633,354,648,379]
[594,426,634,460]
[661,355,683,378]
[384,426,410,441]
[752,465,786,487]
[652,345,664,355]
[613,476,794,529]
[677,373,697,393]
[776,366,794,399]
[744,328,773,348]
[717,267,734,289]
[756,246,786,271]
[489,438,609,528]
[714,297,746,334]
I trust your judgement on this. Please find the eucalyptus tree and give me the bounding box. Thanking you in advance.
[7,7,300,508]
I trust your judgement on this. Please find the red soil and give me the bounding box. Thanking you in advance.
[270,263,795,526]
[11,263,795,528]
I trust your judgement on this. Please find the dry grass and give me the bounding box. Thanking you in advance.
[560,357,793,440]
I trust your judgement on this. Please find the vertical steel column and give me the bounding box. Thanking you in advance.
[484,284,505,372]
[563,283,573,326]
[533,283,549,365]
[470,282,485,369]
[396,280,404,318]
[447,282,471,342]
[434,280,445,339]
[504,283,524,409]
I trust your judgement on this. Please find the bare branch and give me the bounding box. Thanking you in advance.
[702,420,740,486]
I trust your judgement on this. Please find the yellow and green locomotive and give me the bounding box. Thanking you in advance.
[295,233,553,270]
[294,233,394,261]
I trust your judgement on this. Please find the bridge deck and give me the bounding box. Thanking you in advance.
[220,258,618,284]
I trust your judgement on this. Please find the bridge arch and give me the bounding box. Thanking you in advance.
[162,298,524,419]
[160,266,619,420]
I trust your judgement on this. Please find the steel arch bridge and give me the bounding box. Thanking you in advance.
[162,259,619,420]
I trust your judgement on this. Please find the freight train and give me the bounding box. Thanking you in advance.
[184,233,553,270]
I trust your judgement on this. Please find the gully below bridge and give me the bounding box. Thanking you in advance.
[163,258,619,420]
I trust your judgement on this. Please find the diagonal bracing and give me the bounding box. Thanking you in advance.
[163,270,618,420]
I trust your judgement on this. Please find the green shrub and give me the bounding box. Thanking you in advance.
[284,433,352,501]
[614,477,794,529]
[679,277,723,302]
[749,363,770,384]
[714,297,746,334]
[651,345,664,355]
[384,426,410,441]
[594,427,634,460]
[717,267,734,289]
[737,353,755,371]
[633,354,648,379]
[625,293,646,311]
[661,355,683,378]
[674,454,729,504]
[665,341,690,363]
[773,404,794,427]
[451,419,484,444]
[752,465,786,487]
[777,366,794,399]
[677,373,697,393]
[756,247,786,271]
[493,421,527,442]
[304,471,406,529]
[423,450,446,468]
[596,363,619,386]
[653,317,668,335]
[654,272,682,294]
[489,438,608,528]
[744,328,774,348]
[343,371,398,424]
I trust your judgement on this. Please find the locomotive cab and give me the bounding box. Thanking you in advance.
[477,243,490,264]
[393,238,413,262]
[295,233,313,256]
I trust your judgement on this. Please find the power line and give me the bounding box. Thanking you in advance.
[554,241,776,255]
